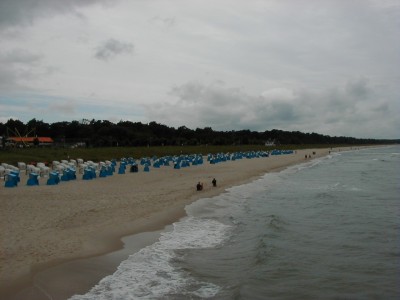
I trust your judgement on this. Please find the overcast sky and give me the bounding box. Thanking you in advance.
[0,0,399,139]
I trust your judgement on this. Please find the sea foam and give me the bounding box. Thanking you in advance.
[69,217,231,300]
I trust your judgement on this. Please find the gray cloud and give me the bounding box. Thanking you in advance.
[0,0,398,139]
[0,1,114,92]
[345,78,372,100]
[95,39,134,61]
[0,49,44,92]
[0,49,42,65]
[0,0,117,30]
[145,79,399,139]
[0,63,18,92]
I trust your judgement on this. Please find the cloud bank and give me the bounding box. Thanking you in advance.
[0,0,399,139]
[146,78,397,138]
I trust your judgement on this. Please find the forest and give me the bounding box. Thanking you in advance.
[0,118,398,148]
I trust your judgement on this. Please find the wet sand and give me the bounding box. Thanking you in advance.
[6,230,166,299]
[0,148,332,299]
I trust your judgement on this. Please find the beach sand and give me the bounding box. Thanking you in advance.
[0,148,332,298]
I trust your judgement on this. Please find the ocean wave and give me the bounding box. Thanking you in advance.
[70,217,231,300]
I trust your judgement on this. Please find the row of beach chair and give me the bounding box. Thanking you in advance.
[2,150,293,188]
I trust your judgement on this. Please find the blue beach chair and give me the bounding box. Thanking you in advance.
[27,172,39,186]
[47,171,60,185]
[4,173,18,187]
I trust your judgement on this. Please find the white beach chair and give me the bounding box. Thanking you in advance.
[26,164,35,174]
[56,164,65,173]
[18,162,27,171]
[7,164,20,173]
[52,161,60,170]
[78,163,87,174]
[37,163,50,177]
[87,161,99,170]
[0,166,5,179]
[37,162,46,168]
[27,165,41,175]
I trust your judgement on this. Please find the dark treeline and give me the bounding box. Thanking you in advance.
[0,118,398,147]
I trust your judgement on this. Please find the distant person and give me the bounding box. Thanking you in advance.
[196,182,203,191]
[212,178,217,187]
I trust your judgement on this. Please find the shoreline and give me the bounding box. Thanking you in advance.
[1,148,341,298]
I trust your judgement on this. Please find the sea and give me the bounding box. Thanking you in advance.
[70,146,400,300]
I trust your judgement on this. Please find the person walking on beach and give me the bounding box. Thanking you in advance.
[212,178,217,187]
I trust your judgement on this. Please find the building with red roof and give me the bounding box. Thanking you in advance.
[7,137,54,147]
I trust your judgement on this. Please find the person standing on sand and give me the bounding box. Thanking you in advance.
[212,178,217,187]
[196,182,203,191]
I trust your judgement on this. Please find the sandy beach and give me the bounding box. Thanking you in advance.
[0,148,332,298]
